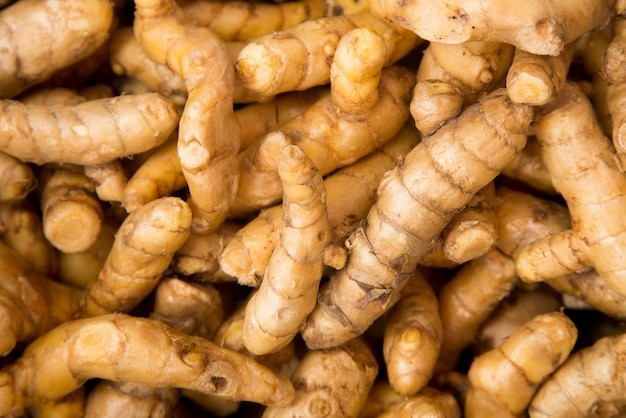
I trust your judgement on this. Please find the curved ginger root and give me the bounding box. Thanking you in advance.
[243,145,332,355]
[0,152,35,202]
[368,0,614,56]
[301,89,532,349]
[80,196,192,317]
[465,312,577,418]
[0,314,295,417]
[134,0,242,233]
[0,0,113,98]
[0,93,179,166]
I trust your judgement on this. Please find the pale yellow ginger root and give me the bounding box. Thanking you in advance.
[0,200,57,277]
[179,0,325,42]
[57,220,117,290]
[235,11,419,96]
[416,41,514,106]
[17,86,88,106]
[368,0,614,56]
[474,287,562,354]
[0,92,179,166]
[262,337,378,418]
[0,241,81,357]
[134,0,242,234]
[376,387,461,418]
[383,269,442,396]
[40,164,103,254]
[410,80,463,136]
[83,160,127,203]
[501,136,556,195]
[326,0,369,16]
[435,248,518,373]
[110,26,188,106]
[180,389,240,417]
[440,181,497,264]
[465,312,577,418]
[515,82,626,300]
[0,152,35,202]
[529,332,626,417]
[150,277,224,340]
[0,0,113,98]
[330,27,386,114]
[301,89,532,350]
[27,388,86,418]
[359,379,405,418]
[506,43,577,106]
[84,380,178,418]
[0,313,295,417]
[80,196,192,317]
[121,136,186,213]
[243,145,331,355]
[171,222,241,277]
[230,65,416,217]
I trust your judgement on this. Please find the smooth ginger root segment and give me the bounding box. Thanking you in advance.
[301,89,532,350]
[243,145,332,355]
[80,196,192,317]
[515,82,626,299]
[0,152,36,202]
[368,0,614,56]
[501,136,556,194]
[235,11,418,96]
[40,164,103,254]
[83,160,127,203]
[0,93,179,166]
[410,80,463,136]
[376,387,461,418]
[529,332,626,417]
[262,337,378,418]
[134,0,242,234]
[0,0,113,98]
[84,380,178,418]
[0,314,295,417]
[383,269,442,396]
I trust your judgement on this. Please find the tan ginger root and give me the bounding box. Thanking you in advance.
[368,0,614,56]
[243,145,332,355]
[515,82,626,299]
[27,387,86,418]
[262,337,378,418]
[376,387,461,418]
[435,247,518,373]
[410,80,464,137]
[230,65,415,217]
[501,136,556,194]
[0,92,179,166]
[84,380,179,418]
[80,196,192,317]
[83,160,127,203]
[0,313,295,417]
[0,152,35,202]
[528,332,626,417]
[235,11,419,96]
[220,123,420,286]
[0,241,81,357]
[383,269,442,396]
[465,312,577,418]
[40,164,103,254]
[179,0,325,42]
[0,0,113,98]
[134,0,242,234]
[301,89,532,350]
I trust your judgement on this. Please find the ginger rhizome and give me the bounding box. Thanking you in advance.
[0,152,35,202]
[465,312,577,418]
[0,314,295,417]
[134,0,242,233]
[243,145,331,355]
[368,0,614,56]
[301,89,532,350]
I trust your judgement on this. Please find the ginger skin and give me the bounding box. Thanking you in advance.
[301,89,532,349]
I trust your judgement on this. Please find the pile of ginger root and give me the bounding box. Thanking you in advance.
[4,0,626,416]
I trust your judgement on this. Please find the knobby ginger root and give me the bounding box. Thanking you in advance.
[80,196,192,317]
[134,0,242,234]
[529,332,626,417]
[0,93,179,166]
[262,338,378,418]
[368,0,614,56]
[235,11,418,96]
[383,269,442,396]
[83,160,127,203]
[0,0,113,98]
[302,89,532,349]
[0,152,35,202]
[465,312,577,418]
[0,314,295,417]
[84,380,179,418]
[243,145,332,355]
[376,387,461,418]
[410,80,463,136]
